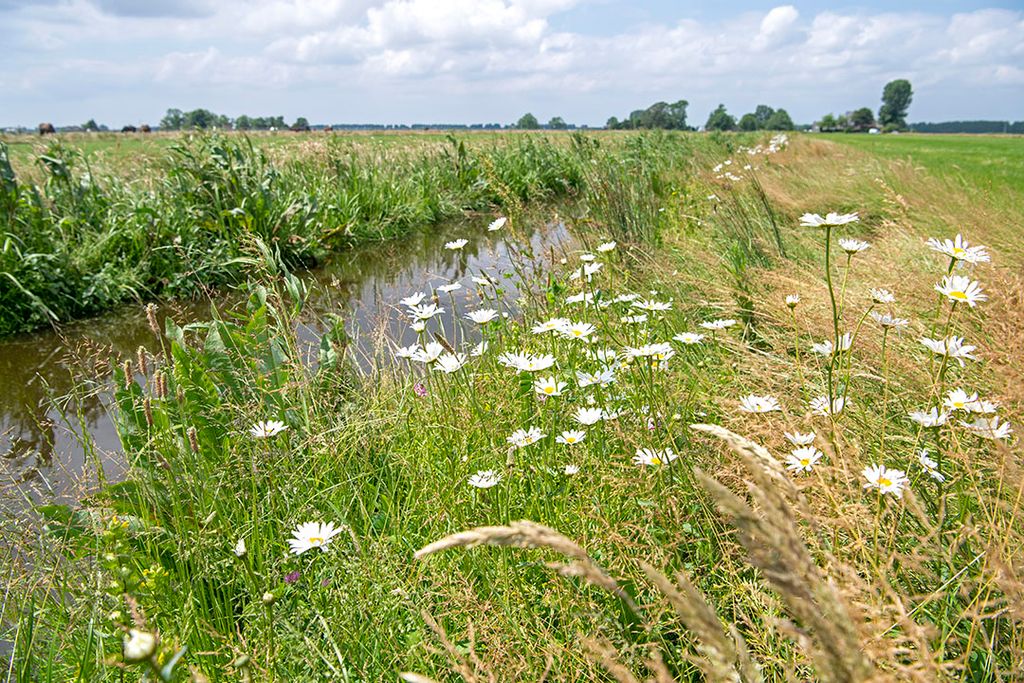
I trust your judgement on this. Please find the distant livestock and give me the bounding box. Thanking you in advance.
[121,125,137,133]
[38,122,55,135]
[140,124,151,133]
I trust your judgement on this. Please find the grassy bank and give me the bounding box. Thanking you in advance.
[4,133,1023,681]
[2,130,700,337]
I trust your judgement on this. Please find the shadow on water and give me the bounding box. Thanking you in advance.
[0,216,572,509]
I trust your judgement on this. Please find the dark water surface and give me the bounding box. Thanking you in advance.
[0,218,570,509]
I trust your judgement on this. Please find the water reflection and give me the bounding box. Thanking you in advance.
[0,217,571,507]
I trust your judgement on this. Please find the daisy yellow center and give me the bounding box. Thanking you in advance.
[953,401,965,408]
[952,247,965,255]
[879,477,892,487]
[544,387,555,394]
[566,437,577,443]
[309,536,324,546]
[800,458,810,466]
[650,457,662,465]
[949,290,968,300]
[573,330,582,336]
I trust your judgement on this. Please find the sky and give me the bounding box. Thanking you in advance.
[2,0,1022,128]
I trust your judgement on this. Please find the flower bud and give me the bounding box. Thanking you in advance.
[123,629,157,663]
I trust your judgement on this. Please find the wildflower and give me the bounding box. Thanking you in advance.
[918,450,945,483]
[437,282,462,293]
[570,262,603,281]
[471,275,496,287]
[673,332,705,345]
[811,333,852,356]
[927,234,990,264]
[465,308,499,324]
[287,522,343,555]
[621,314,648,324]
[532,317,570,334]
[561,321,596,340]
[838,238,871,254]
[944,388,980,412]
[959,416,1013,440]
[612,293,639,304]
[870,311,909,329]
[470,341,488,357]
[250,420,288,438]
[445,238,469,250]
[920,336,977,366]
[400,292,427,307]
[870,288,895,304]
[487,217,507,232]
[700,319,737,331]
[574,407,604,426]
[556,430,587,445]
[508,426,545,448]
[587,348,618,364]
[412,342,445,363]
[862,464,910,498]
[785,295,800,309]
[565,292,595,305]
[935,275,987,307]
[907,408,949,428]
[468,470,501,488]
[534,376,566,397]
[576,367,615,388]
[497,352,555,372]
[411,321,426,333]
[631,299,672,312]
[394,344,421,360]
[625,342,674,359]
[786,447,823,473]
[408,303,444,320]
[580,253,596,262]
[810,395,847,416]
[434,352,467,373]
[633,448,678,467]
[284,570,300,584]
[563,464,580,475]
[123,629,158,663]
[784,430,816,446]
[799,212,859,228]
[738,395,782,413]
[413,382,428,397]
[597,241,617,252]
[234,538,247,558]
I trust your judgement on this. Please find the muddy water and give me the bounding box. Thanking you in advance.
[0,218,570,508]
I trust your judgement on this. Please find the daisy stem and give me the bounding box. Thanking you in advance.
[880,328,890,460]
[789,308,806,399]
[823,225,840,405]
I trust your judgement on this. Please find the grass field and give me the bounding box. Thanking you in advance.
[4,131,1023,682]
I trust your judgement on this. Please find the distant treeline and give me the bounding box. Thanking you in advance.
[909,121,1024,134]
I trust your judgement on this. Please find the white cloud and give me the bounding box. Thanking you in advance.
[2,2,1022,125]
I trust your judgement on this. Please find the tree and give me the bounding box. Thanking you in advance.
[705,104,736,131]
[753,104,775,129]
[764,109,794,130]
[160,109,184,130]
[738,113,759,131]
[817,113,838,131]
[849,107,876,131]
[82,118,100,132]
[516,113,540,130]
[235,115,253,131]
[547,116,568,130]
[292,117,310,131]
[879,79,913,130]
[606,116,620,130]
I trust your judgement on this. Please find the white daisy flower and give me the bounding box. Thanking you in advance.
[394,344,421,360]
[434,352,467,373]
[565,292,595,305]
[487,217,507,232]
[399,292,427,307]
[935,275,987,307]
[701,319,737,331]
[471,275,496,288]
[508,426,545,448]
[287,521,343,555]
[556,430,587,445]
[574,407,604,426]
[445,238,469,250]
[412,342,445,364]
[534,376,566,397]
[920,336,977,366]
[838,238,870,254]
[466,308,499,325]
[437,282,462,294]
[926,234,990,264]
[470,341,488,357]
[633,448,678,467]
[468,470,501,488]
[597,241,617,252]
[944,389,980,412]
[810,395,847,416]
[785,295,800,309]
[612,293,639,304]
[870,312,909,329]
[621,314,648,324]
[673,332,705,345]
[408,303,444,320]
[123,630,158,663]
[570,262,603,281]
[532,318,569,334]
[959,416,1013,441]
[625,342,674,359]
[811,333,852,356]
[561,321,596,340]
[563,464,581,475]
[579,253,596,262]
[410,321,426,333]
[576,367,616,388]
[870,288,895,304]
[738,395,782,413]
[250,420,288,438]
[908,408,949,428]
[631,299,672,312]
[786,447,823,473]
[918,450,945,483]
[784,431,816,446]
[799,212,859,228]
[862,464,910,498]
